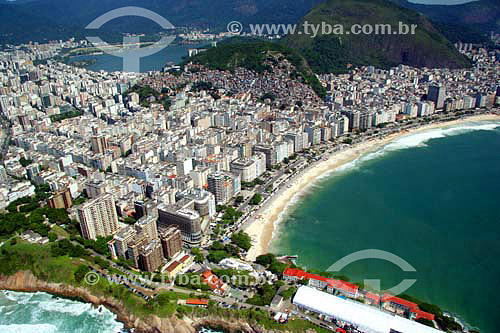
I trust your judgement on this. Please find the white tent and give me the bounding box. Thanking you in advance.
[293,286,441,333]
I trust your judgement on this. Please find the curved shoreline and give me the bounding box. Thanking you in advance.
[244,114,500,261]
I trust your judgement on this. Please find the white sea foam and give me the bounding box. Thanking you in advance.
[0,291,124,333]
[331,121,500,176]
[37,298,93,316]
[385,122,500,150]
[0,323,58,333]
[1,290,35,304]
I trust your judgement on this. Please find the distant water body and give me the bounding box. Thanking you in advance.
[0,290,124,332]
[409,0,477,4]
[69,42,206,72]
[271,121,500,332]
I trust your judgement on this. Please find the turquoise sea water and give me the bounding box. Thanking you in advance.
[69,42,205,72]
[271,121,500,332]
[0,290,124,332]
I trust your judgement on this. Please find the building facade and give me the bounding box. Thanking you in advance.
[77,193,118,240]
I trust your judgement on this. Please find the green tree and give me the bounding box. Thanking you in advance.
[416,318,434,327]
[231,231,252,251]
[235,195,244,204]
[19,157,33,167]
[74,265,90,283]
[48,232,58,242]
[255,253,276,267]
[249,194,262,205]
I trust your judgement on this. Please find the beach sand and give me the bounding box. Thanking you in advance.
[244,114,500,261]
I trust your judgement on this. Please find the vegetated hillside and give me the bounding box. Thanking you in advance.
[0,4,76,45]
[390,0,499,34]
[429,20,492,45]
[185,37,326,98]
[283,0,472,74]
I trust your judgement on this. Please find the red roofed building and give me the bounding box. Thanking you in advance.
[415,309,435,321]
[283,268,358,298]
[382,294,419,312]
[307,274,329,289]
[364,292,381,305]
[326,279,359,298]
[202,270,227,296]
[382,294,435,322]
[186,299,209,307]
[283,268,308,281]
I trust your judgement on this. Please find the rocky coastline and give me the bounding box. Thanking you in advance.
[0,271,262,333]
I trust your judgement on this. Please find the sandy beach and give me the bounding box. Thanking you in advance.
[244,114,500,261]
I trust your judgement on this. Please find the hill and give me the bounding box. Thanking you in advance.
[283,0,472,74]
[185,38,326,98]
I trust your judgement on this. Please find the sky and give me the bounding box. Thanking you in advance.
[409,0,477,4]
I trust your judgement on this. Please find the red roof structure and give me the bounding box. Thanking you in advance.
[165,261,180,272]
[365,292,381,304]
[283,269,359,294]
[201,270,226,295]
[415,309,435,321]
[186,299,209,306]
[327,279,359,294]
[382,294,419,311]
[382,294,435,321]
[283,268,308,279]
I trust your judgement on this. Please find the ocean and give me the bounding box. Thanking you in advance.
[271,121,500,332]
[0,290,124,332]
[69,42,206,72]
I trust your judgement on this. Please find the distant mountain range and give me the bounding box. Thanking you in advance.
[390,0,499,34]
[0,0,497,45]
[0,0,322,44]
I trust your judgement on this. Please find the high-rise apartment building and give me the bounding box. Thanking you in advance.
[135,215,158,241]
[230,158,257,182]
[138,239,164,272]
[428,84,446,110]
[159,226,183,259]
[78,193,118,240]
[48,188,73,209]
[91,135,108,154]
[207,172,231,204]
[108,225,137,259]
[176,188,216,218]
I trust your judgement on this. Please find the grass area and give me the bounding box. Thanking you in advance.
[51,225,69,238]
[50,109,83,122]
[196,305,330,332]
[280,286,297,300]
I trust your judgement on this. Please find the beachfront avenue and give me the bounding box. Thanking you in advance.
[0,32,498,333]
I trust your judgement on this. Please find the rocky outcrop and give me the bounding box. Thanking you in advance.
[0,271,264,333]
[0,271,192,332]
[192,318,258,333]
